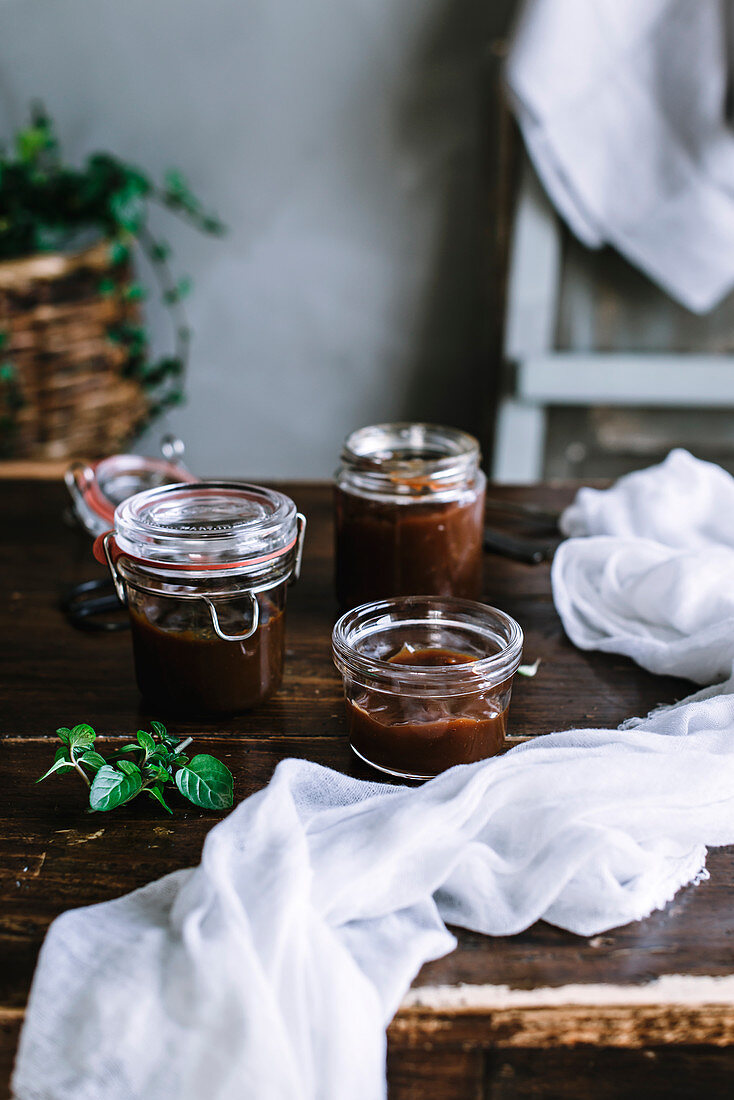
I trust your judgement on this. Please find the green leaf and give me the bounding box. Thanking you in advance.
[117,759,141,777]
[146,785,173,814]
[15,123,50,164]
[98,277,116,297]
[136,729,155,757]
[0,361,15,382]
[163,276,191,305]
[145,762,171,785]
[36,756,74,783]
[122,281,145,302]
[150,720,168,739]
[175,755,233,811]
[150,240,170,263]
[202,215,226,235]
[69,724,96,749]
[79,750,106,773]
[108,239,130,266]
[56,727,71,744]
[89,765,142,812]
[118,742,143,754]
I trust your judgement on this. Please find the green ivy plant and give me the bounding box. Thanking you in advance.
[37,721,234,814]
[0,105,225,448]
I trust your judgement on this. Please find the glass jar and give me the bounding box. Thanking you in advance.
[334,423,486,609]
[65,436,192,538]
[97,482,306,716]
[332,596,523,780]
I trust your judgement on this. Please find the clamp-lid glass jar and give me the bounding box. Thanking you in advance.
[332,596,523,779]
[98,482,306,716]
[335,423,486,608]
[65,436,192,538]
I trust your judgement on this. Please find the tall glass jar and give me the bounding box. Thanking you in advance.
[97,482,306,716]
[335,423,486,609]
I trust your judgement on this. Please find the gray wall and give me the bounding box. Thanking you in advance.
[1,0,487,477]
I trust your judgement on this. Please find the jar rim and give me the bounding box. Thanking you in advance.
[339,423,481,499]
[332,596,523,694]
[113,480,299,574]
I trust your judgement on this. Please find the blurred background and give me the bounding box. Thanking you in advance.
[2,0,734,481]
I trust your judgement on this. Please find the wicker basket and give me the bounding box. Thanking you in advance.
[0,241,150,460]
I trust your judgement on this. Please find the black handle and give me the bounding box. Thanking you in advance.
[60,578,129,633]
[483,526,557,564]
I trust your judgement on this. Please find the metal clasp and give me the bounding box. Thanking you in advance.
[160,435,186,465]
[290,512,307,585]
[101,532,127,604]
[202,593,259,642]
[64,460,95,516]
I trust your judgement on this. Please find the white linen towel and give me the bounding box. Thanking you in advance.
[506,0,734,313]
[554,448,734,682]
[13,449,734,1100]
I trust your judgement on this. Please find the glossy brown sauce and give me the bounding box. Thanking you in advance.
[334,486,485,609]
[346,645,508,778]
[129,598,285,716]
[388,645,479,667]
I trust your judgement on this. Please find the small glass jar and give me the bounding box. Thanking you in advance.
[97,481,306,716]
[332,596,523,780]
[334,423,486,609]
[65,436,192,538]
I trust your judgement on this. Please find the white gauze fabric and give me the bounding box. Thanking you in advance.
[13,449,734,1100]
[506,0,734,313]
[554,449,734,682]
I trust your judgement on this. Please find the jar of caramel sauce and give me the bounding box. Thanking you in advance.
[97,482,306,716]
[334,423,486,609]
[332,596,523,780]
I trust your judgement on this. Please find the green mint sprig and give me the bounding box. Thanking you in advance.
[37,721,233,814]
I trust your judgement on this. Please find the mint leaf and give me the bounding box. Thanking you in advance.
[38,724,231,814]
[69,724,96,749]
[117,760,141,778]
[146,785,173,815]
[79,750,106,773]
[175,755,233,810]
[136,730,155,757]
[89,766,142,812]
[145,762,171,785]
[36,757,75,783]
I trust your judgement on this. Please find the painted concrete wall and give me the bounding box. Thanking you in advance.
[0,0,486,477]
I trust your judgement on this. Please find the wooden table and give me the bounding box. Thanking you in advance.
[2,478,733,1099]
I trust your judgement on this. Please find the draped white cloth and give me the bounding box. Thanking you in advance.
[506,0,734,312]
[13,450,734,1100]
[555,449,734,682]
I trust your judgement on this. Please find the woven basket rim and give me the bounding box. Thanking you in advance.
[0,240,111,287]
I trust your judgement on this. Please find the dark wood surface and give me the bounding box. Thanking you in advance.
[1,478,732,1099]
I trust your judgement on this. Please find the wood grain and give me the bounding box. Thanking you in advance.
[1,478,732,1098]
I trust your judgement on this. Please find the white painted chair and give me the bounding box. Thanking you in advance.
[492,162,734,482]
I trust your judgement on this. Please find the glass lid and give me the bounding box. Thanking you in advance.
[65,436,192,537]
[113,481,299,571]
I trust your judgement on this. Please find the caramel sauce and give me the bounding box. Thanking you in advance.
[346,645,509,778]
[334,486,485,609]
[129,599,285,716]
